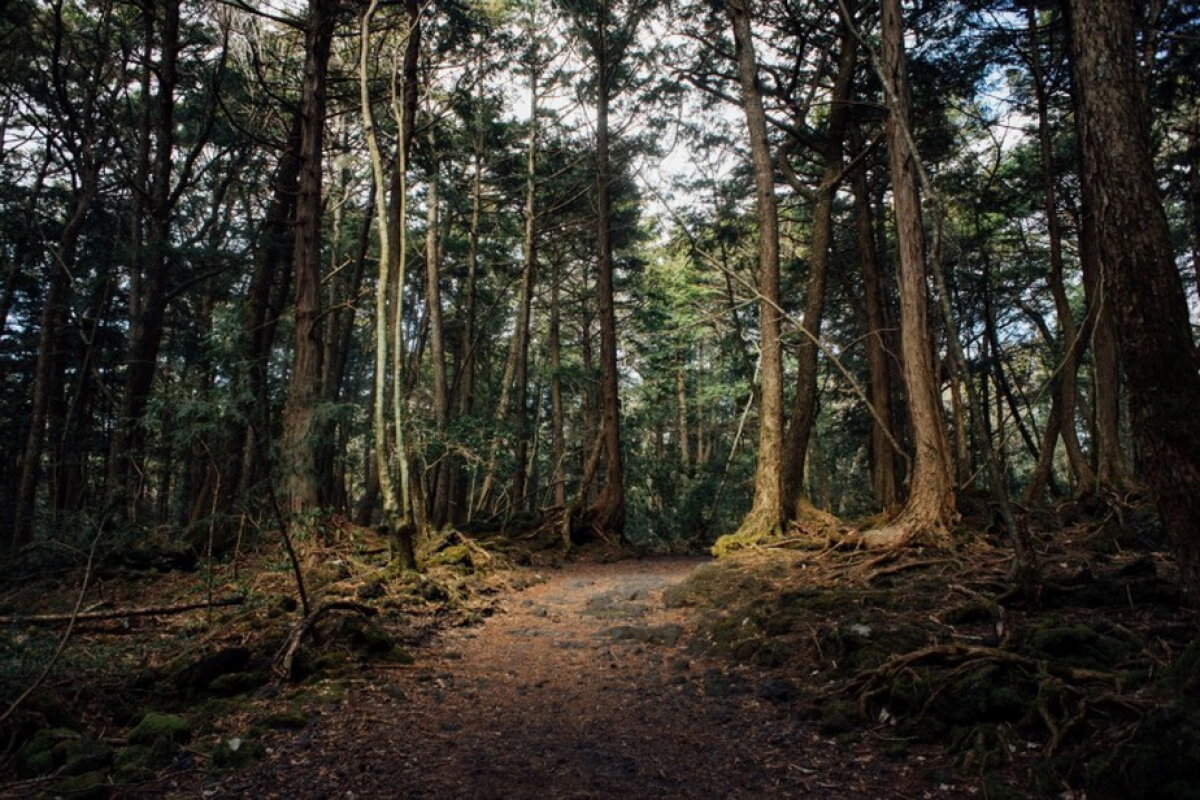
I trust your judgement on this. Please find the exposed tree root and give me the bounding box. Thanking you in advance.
[273,601,377,680]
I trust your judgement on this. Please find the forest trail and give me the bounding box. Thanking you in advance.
[204,557,925,799]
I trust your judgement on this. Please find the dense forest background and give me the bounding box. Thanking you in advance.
[2,0,1199,590]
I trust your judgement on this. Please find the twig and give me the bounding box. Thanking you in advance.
[0,596,245,626]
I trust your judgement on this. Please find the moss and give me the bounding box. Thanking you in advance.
[1020,620,1139,670]
[427,544,473,571]
[818,700,861,735]
[711,529,778,558]
[111,740,175,783]
[37,769,111,799]
[18,727,79,776]
[128,712,191,746]
[206,671,268,696]
[210,736,267,770]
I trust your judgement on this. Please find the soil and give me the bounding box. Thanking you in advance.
[177,557,941,799]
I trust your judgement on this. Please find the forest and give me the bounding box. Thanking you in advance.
[2,0,1200,797]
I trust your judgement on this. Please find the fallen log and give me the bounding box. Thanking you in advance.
[0,596,245,626]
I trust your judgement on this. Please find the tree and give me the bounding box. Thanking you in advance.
[863,0,955,548]
[1069,0,1200,601]
[723,0,784,542]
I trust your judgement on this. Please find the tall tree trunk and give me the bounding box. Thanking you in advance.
[863,0,956,548]
[12,172,96,547]
[108,0,180,516]
[585,0,626,540]
[511,80,540,515]
[781,11,856,521]
[1069,0,1200,601]
[424,139,451,529]
[238,116,302,502]
[281,0,337,519]
[1025,2,1095,493]
[722,0,784,544]
[850,140,899,512]
[550,257,566,508]
[360,0,415,568]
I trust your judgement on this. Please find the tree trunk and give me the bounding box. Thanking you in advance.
[108,0,180,516]
[1069,0,1200,601]
[781,9,856,522]
[722,0,784,543]
[851,142,899,512]
[424,139,451,529]
[360,0,415,569]
[12,173,95,547]
[863,0,956,548]
[281,0,337,519]
[550,257,566,508]
[585,1,626,540]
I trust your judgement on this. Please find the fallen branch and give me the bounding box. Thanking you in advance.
[273,600,377,681]
[0,596,244,626]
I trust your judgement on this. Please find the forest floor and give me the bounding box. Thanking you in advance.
[194,557,936,799]
[2,502,1199,799]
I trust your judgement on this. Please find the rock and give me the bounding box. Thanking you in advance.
[128,712,191,746]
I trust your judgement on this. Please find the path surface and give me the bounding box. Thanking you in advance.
[209,558,921,798]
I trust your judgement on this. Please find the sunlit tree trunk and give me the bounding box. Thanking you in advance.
[863,0,955,548]
[1069,0,1200,601]
[360,0,416,568]
[723,0,783,543]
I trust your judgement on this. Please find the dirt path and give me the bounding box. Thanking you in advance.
[207,558,923,798]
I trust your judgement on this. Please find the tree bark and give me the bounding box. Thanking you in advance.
[1069,0,1200,601]
[863,0,956,548]
[281,0,337,519]
[108,0,181,516]
[781,8,856,522]
[723,0,784,542]
[850,139,899,512]
[585,0,626,540]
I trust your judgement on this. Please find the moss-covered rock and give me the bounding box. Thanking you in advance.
[210,736,266,770]
[36,769,111,799]
[128,712,191,746]
[428,544,473,570]
[18,727,79,776]
[206,670,268,696]
[111,739,176,783]
[1019,619,1139,670]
